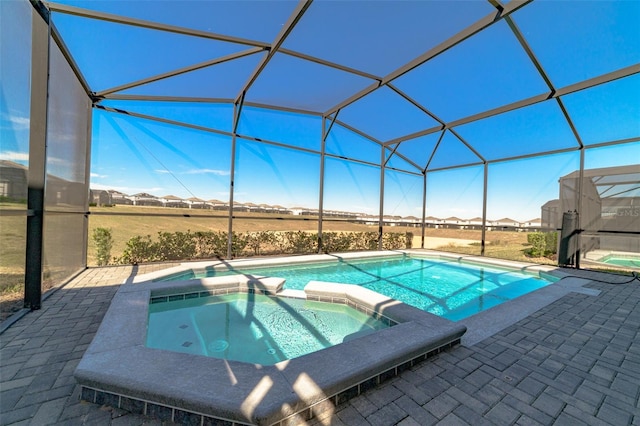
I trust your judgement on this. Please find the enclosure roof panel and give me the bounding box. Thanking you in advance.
[325,123,381,165]
[338,86,441,143]
[427,131,482,171]
[48,0,295,44]
[560,74,640,146]
[117,52,265,100]
[511,0,640,88]
[45,0,639,169]
[280,0,493,76]
[243,53,376,113]
[454,100,579,161]
[51,11,251,93]
[100,100,235,133]
[392,20,550,123]
[395,133,442,171]
[237,106,322,152]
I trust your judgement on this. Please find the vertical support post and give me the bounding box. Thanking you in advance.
[82,101,93,267]
[378,145,385,251]
[317,118,326,253]
[24,7,50,310]
[576,148,585,269]
[481,162,488,256]
[227,101,241,258]
[421,172,427,249]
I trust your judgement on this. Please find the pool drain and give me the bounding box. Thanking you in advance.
[267,348,276,355]
[208,340,229,352]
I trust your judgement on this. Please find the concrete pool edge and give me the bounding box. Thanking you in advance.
[129,250,404,284]
[129,249,576,285]
[75,275,467,425]
[458,275,598,346]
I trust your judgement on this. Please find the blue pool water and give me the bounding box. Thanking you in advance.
[147,293,390,364]
[159,256,555,320]
[600,255,640,269]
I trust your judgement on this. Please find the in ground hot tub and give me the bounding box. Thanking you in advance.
[75,274,466,425]
[147,292,393,365]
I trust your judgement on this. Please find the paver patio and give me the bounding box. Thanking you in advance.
[1,262,638,425]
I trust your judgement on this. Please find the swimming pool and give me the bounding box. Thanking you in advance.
[76,273,466,425]
[157,254,556,321]
[147,292,392,365]
[79,251,581,424]
[599,254,640,268]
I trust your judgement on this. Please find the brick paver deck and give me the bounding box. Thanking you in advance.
[1,264,638,425]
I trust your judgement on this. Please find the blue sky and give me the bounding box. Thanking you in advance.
[2,0,639,222]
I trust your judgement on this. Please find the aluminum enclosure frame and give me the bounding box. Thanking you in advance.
[8,0,639,309]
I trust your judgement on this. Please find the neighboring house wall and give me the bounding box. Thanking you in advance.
[0,161,28,200]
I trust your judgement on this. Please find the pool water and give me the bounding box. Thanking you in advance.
[146,293,390,365]
[600,255,640,268]
[159,256,554,320]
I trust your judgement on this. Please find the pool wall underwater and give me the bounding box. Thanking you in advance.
[74,267,467,425]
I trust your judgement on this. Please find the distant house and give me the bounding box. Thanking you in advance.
[186,197,207,209]
[290,206,310,216]
[536,166,640,255]
[207,199,228,211]
[258,203,276,214]
[244,202,263,213]
[492,218,520,230]
[467,217,484,230]
[541,199,560,231]
[90,189,112,206]
[232,202,250,212]
[400,216,420,227]
[160,195,188,208]
[129,192,162,207]
[326,209,355,219]
[383,215,402,226]
[0,160,28,200]
[443,216,464,228]
[108,190,133,205]
[271,205,291,215]
[357,214,379,225]
[0,161,85,207]
[521,218,542,231]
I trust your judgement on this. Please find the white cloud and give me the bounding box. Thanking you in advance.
[154,168,230,176]
[89,182,164,194]
[1,112,30,130]
[90,172,108,179]
[184,168,230,176]
[46,156,69,166]
[0,151,29,161]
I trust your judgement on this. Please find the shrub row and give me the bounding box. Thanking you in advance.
[93,229,413,265]
[526,231,558,257]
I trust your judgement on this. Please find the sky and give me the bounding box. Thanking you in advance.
[2,0,639,222]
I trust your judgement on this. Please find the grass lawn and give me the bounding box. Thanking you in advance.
[87,205,404,265]
[2,204,556,320]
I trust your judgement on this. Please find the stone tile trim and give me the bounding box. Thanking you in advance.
[306,294,398,327]
[150,288,399,327]
[76,271,466,425]
[79,339,460,426]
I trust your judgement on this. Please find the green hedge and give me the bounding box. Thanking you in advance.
[92,227,113,266]
[526,231,558,257]
[115,230,413,264]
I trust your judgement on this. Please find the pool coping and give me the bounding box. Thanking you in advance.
[132,250,404,284]
[130,249,575,285]
[75,270,467,425]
